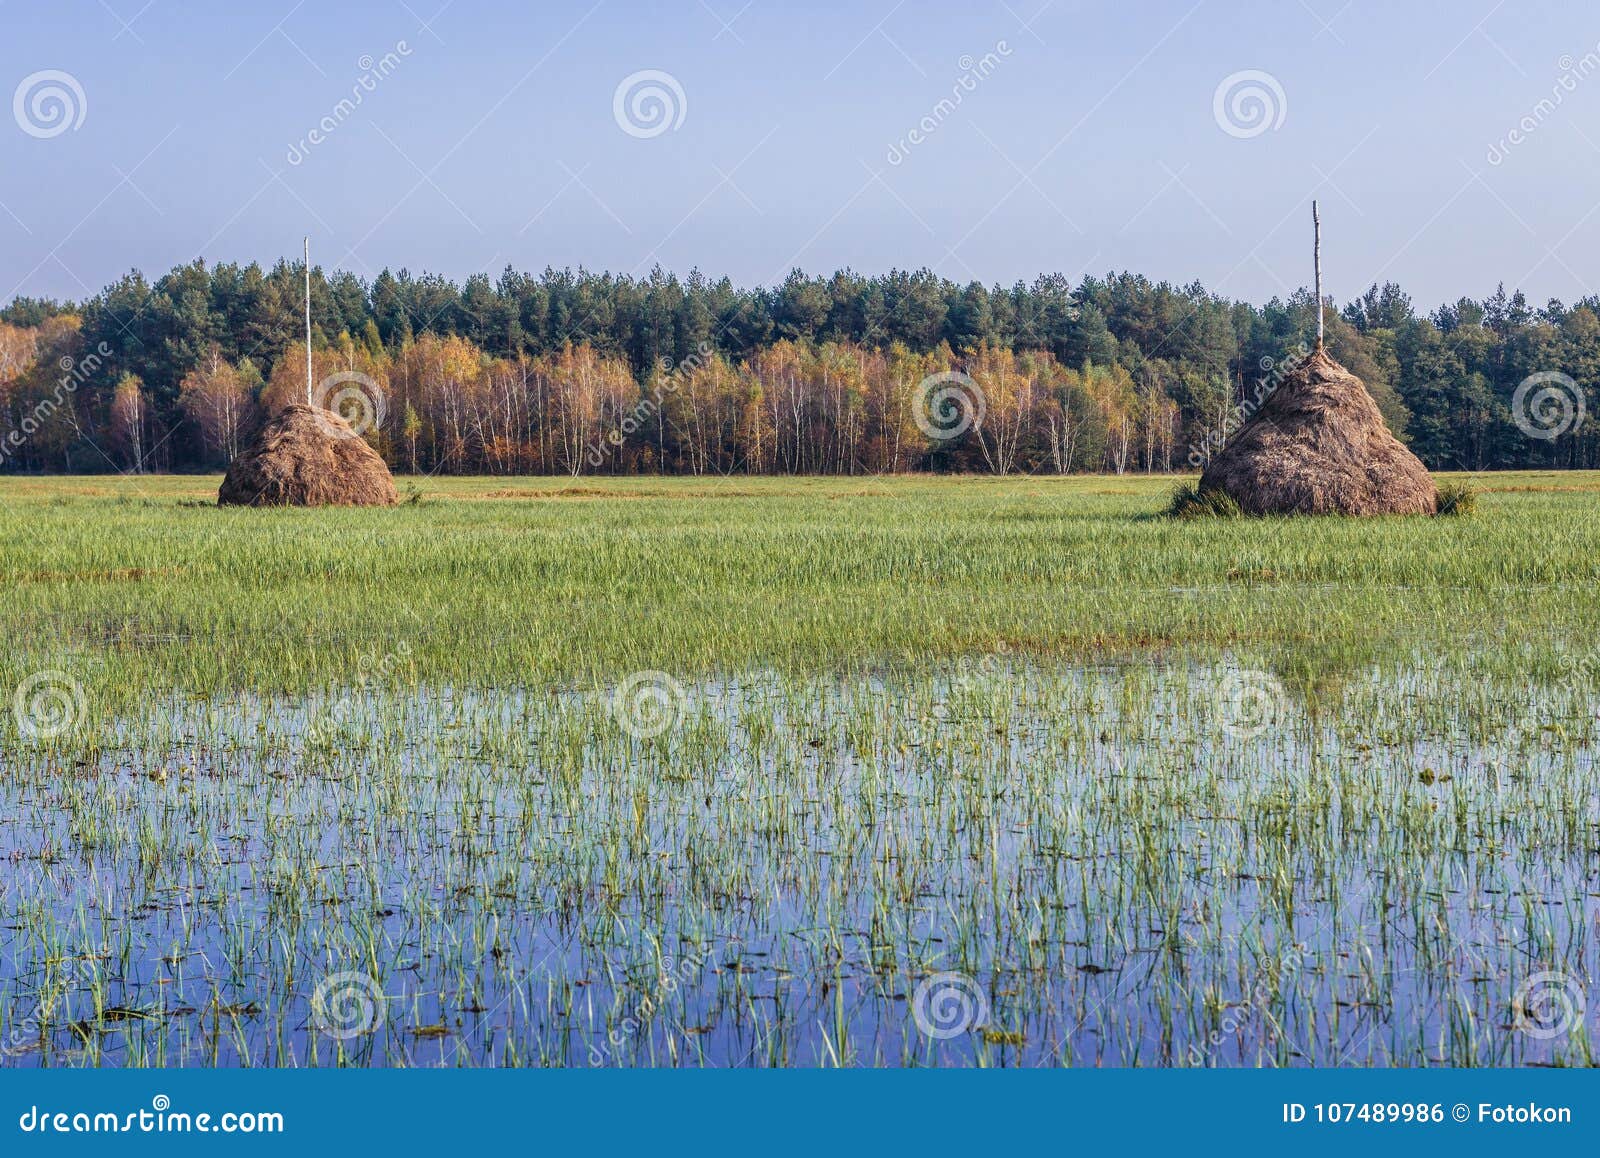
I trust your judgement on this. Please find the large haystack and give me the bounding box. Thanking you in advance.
[218,404,397,507]
[1198,348,1436,516]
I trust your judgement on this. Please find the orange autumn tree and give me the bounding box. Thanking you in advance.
[179,344,258,463]
[0,322,39,387]
[659,349,742,475]
[871,344,942,473]
[2,317,92,470]
[811,342,869,473]
[109,372,147,472]
[535,342,635,477]
[1082,361,1139,474]
[98,330,1250,477]
[1040,363,1093,474]
[965,343,1044,476]
[263,335,391,451]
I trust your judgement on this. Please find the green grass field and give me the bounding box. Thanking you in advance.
[3,471,1597,706]
[2,472,1597,1067]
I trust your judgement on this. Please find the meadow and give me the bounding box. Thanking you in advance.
[1,472,1597,1066]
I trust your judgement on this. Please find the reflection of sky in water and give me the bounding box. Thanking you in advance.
[1,661,1595,1067]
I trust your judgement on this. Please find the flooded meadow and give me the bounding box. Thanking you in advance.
[2,474,1597,1067]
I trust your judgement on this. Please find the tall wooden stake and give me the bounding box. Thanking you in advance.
[304,237,313,405]
[1312,201,1323,351]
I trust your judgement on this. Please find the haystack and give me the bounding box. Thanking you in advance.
[1197,349,1436,516]
[218,404,397,507]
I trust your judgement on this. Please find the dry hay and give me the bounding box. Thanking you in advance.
[218,404,397,507]
[1198,349,1437,516]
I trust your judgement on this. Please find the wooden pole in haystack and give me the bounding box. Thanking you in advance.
[304,236,313,406]
[1313,200,1323,351]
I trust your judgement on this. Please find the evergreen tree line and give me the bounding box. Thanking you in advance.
[0,262,1595,474]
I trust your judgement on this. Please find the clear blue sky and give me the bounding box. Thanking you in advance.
[3,0,1597,311]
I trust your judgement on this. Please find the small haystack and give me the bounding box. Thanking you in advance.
[218,404,397,507]
[1195,202,1436,516]
[1197,348,1437,516]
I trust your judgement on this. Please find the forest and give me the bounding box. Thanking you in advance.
[0,261,1595,475]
